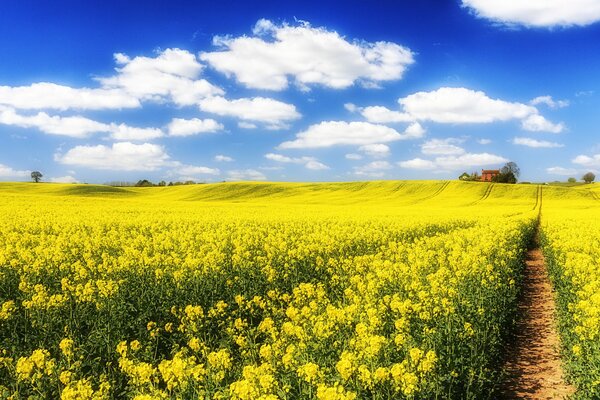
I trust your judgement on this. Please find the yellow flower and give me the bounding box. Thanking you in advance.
[60,338,74,358]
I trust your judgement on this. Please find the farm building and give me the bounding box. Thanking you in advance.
[480,169,500,182]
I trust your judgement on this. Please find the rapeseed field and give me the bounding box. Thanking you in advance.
[0,180,596,399]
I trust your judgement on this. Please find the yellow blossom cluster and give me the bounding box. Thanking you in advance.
[0,180,541,398]
[541,189,600,395]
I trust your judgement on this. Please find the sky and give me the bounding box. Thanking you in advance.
[1,0,600,184]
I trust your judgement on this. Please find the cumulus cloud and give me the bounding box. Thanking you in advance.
[345,153,363,160]
[238,122,258,129]
[109,124,163,141]
[546,166,578,176]
[397,158,437,170]
[399,87,536,123]
[358,143,391,158]
[352,87,563,133]
[399,152,508,170]
[353,160,393,177]
[573,154,600,168]
[0,83,140,111]
[175,165,220,176]
[279,121,422,149]
[0,163,29,178]
[0,106,110,138]
[421,138,465,155]
[520,114,564,133]
[227,169,267,181]
[55,142,172,171]
[461,0,600,28]
[435,153,508,170]
[50,175,78,183]
[199,96,300,128]
[167,118,224,137]
[214,155,234,162]
[530,95,569,109]
[359,106,414,124]
[477,138,492,145]
[98,48,223,106]
[0,106,164,140]
[344,103,358,113]
[512,137,563,148]
[265,153,329,170]
[200,19,414,90]
[0,49,222,111]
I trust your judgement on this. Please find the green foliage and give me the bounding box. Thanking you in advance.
[582,172,595,184]
[30,171,42,183]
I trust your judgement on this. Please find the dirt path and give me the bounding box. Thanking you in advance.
[499,245,575,399]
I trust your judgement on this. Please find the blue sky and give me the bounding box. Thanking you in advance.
[1,0,600,183]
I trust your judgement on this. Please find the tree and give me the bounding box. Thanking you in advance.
[583,172,596,184]
[501,162,520,179]
[158,180,166,187]
[31,171,42,183]
[495,162,520,184]
[135,179,154,187]
[458,172,470,181]
[568,177,577,183]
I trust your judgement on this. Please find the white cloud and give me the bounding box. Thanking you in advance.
[404,122,426,138]
[50,175,78,183]
[0,106,165,140]
[461,0,600,28]
[55,142,171,171]
[0,163,29,178]
[0,107,110,138]
[360,106,414,123]
[353,160,393,177]
[398,158,437,170]
[0,83,140,111]
[279,121,420,149]
[0,49,223,111]
[345,153,363,160]
[167,118,224,137]
[399,87,536,123]
[200,19,414,90]
[573,154,600,168]
[477,138,492,145]
[304,160,329,170]
[435,153,508,170]
[98,48,223,106]
[374,87,565,133]
[227,169,267,181]
[109,124,164,141]
[238,121,258,129]
[344,103,358,112]
[546,166,578,176]
[398,152,508,170]
[199,96,300,127]
[421,138,465,155]
[512,137,563,148]
[530,95,569,109]
[520,114,564,133]
[214,155,234,162]
[264,153,329,170]
[175,165,220,176]
[358,143,390,158]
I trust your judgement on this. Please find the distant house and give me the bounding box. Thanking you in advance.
[480,169,500,182]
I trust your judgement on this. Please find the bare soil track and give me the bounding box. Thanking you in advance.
[499,245,575,399]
